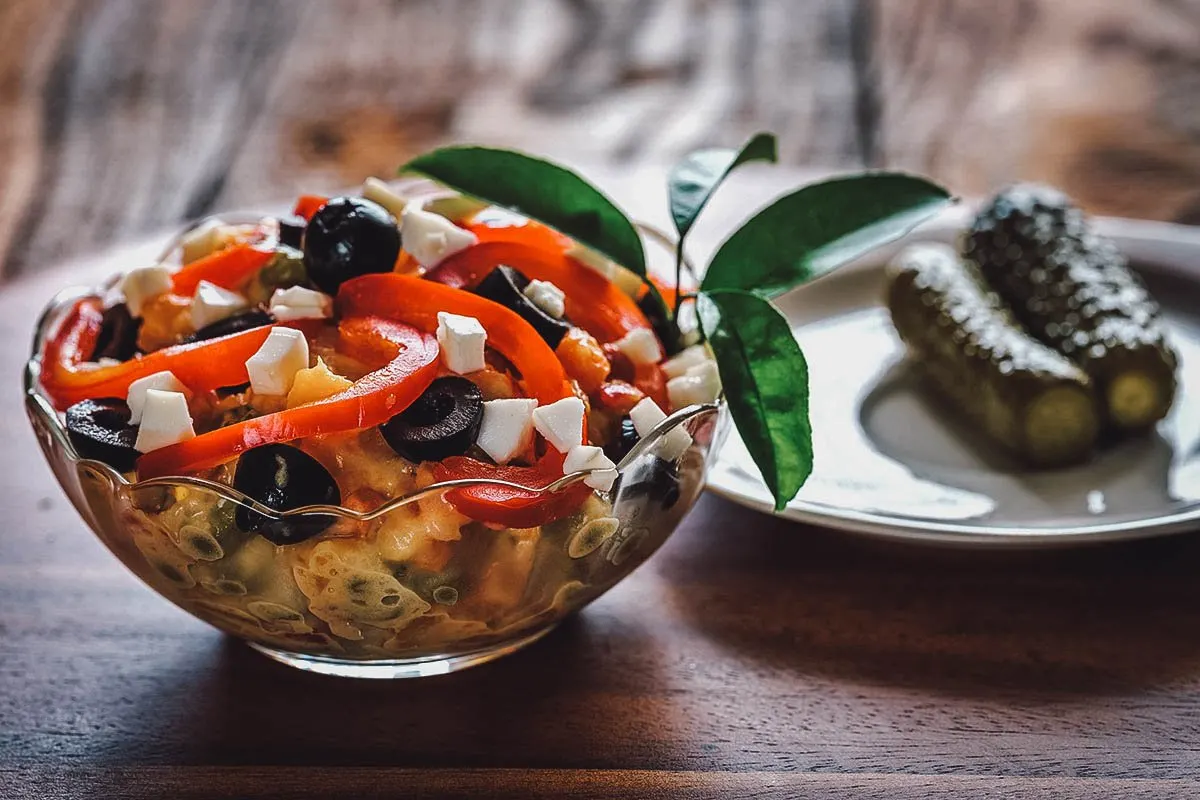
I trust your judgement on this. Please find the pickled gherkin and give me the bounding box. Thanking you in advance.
[962,184,1178,432]
[886,243,1100,467]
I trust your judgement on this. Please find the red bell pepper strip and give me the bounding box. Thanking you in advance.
[336,273,575,406]
[634,362,669,411]
[472,216,568,251]
[426,221,654,344]
[394,250,421,274]
[433,455,592,528]
[338,273,591,524]
[137,317,439,478]
[292,194,329,221]
[422,215,564,292]
[595,380,646,416]
[171,242,275,296]
[603,343,668,409]
[645,278,679,310]
[40,297,278,410]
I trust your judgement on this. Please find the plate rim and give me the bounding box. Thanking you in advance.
[705,212,1200,547]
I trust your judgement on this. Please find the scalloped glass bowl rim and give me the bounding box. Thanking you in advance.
[25,257,720,526]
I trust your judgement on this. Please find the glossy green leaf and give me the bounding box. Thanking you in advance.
[400,145,647,276]
[668,132,777,240]
[637,280,680,355]
[698,289,812,510]
[701,173,953,297]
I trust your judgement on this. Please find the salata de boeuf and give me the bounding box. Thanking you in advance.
[37,179,719,655]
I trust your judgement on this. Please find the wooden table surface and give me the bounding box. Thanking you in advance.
[5,190,1200,800]
[6,2,1200,798]
[5,0,1200,282]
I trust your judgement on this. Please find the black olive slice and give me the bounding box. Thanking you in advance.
[232,444,341,546]
[474,265,572,348]
[182,309,274,344]
[92,303,142,361]
[303,196,400,294]
[603,416,640,464]
[215,382,251,398]
[380,376,483,463]
[65,398,140,472]
[277,213,306,250]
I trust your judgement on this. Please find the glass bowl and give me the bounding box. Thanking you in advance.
[25,283,728,678]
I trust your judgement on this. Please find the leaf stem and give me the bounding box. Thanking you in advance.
[672,238,685,320]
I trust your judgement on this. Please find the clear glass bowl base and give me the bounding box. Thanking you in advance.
[246,625,558,679]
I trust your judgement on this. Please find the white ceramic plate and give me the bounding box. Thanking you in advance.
[706,209,1200,547]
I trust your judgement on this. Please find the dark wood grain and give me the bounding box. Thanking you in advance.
[4,218,1200,797]
[5,0,1200,281]
[3,769,1199,800]
[6,1,1200,796]
[872,0,1200,223]
[0,0,866,281]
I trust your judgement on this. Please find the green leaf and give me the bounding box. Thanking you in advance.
[668,132,777,240]
[400,145,647,276]
[701,173,954,297]
[636,280,680,355]
[698,289,812,511]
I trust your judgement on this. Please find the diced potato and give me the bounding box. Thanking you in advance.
[471,366,518,401]
[180,219,248,264]
[555,327,611,393]
[136,293,193,352]
[286,357,353,408]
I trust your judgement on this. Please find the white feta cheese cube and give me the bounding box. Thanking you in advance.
[666,360,723,410]
[566,243,616,280]
[522,279,566,319]
[119,265,173,317]
[401,206,478,268]
[614,328,663,366]
[245,327,310,396]
[661,344,712,379]
[563,445,618,492]
[477,398,538,464]
[676,301,702,347]
[532,396,585,453]
[562,444,607,473]
[268,286,333,321]
[629,397,692,461]
[590,471,619,493]
[629,396,667,437]
[436,312,487,374]
[134,390,196,453]
[180,218,226,264]
[127,371,191,424]
[190,280,249,330]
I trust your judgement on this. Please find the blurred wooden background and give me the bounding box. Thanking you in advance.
[3,0,1200,280]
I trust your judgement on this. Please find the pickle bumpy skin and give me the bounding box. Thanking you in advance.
[886,243,1100,468]
[962,184,1178,432]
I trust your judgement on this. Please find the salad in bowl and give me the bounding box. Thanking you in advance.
[24,136,951,677]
